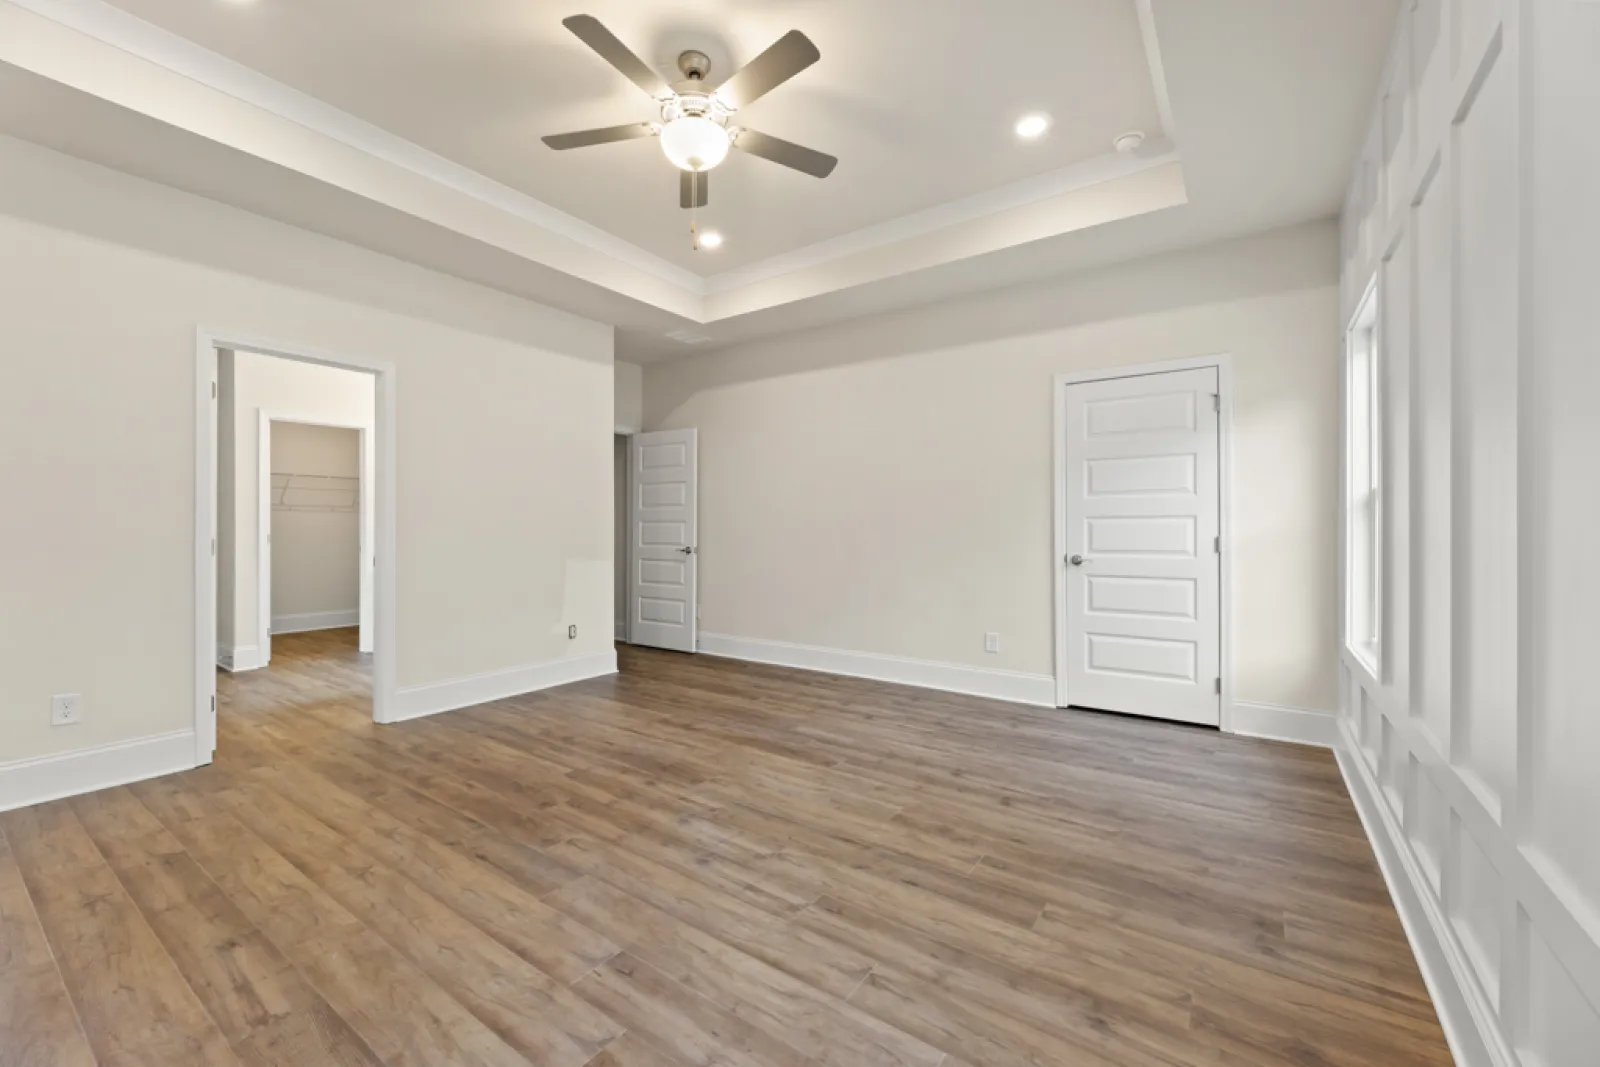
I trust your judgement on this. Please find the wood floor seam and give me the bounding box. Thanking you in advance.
[0,629,1453,1067]
[0,819,101,1067]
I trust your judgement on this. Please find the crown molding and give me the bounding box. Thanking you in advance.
[2,0,1188,326]
[703,139,1180,295]
[6,0,704,292]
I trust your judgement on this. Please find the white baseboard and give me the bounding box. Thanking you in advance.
[698,633,1056,707]
[388,650,619,724]
[1231,700,1338,747]
[272,609,358,634]
[1335,719,1505,1067]
[0,730,197,813]
[216,645,263,672]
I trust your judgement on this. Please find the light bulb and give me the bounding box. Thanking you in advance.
[660,116,730,172]
[1014,113,1051,140]
[698,231,724,249]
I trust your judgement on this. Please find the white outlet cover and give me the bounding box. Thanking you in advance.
[51,693,83,726]
[984,632,1001,653]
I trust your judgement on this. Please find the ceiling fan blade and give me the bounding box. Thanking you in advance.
[679,170,709,209]
[562,15,673,99]
[714,30,820,110]
[733,129,837,178]
[542,123,656,150]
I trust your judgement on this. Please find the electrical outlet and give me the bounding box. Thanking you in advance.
[984,632,1000,653]
[568,624,577,640]
[51,693,83,726]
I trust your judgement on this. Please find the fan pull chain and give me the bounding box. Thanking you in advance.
[690,171,701,251]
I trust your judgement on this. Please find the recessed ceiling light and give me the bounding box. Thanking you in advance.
[698,230,724,250]
[1014,113,1051,140]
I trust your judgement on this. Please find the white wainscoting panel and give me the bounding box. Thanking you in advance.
[1339,3,1600,1065]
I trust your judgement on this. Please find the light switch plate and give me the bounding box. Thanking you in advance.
[984,632,1000,653]
[51,693,83,726]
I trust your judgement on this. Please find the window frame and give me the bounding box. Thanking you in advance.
[1345,280,1383,675]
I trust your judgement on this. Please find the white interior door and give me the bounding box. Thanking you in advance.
[1061,367,1221,725]
[629,429,698,652]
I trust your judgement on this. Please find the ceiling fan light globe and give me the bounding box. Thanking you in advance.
[660,115,730,171]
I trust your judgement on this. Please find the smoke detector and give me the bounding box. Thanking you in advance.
[1113,130,1146,154]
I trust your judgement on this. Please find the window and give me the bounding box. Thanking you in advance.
[1346,282,1382,672]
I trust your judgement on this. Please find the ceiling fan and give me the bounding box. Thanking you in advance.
[542,15,837,219]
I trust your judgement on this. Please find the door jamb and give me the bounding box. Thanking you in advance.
[195,327,398,767]
[1051,353,1235,731]
[613,428,634,645]
[258,412,374,665]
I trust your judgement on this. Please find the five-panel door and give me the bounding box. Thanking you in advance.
[1061,368,1221,725]
[628,429,698,653]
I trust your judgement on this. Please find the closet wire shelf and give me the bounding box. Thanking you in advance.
[271,472,358,513]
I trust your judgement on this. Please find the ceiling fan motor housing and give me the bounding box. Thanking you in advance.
[676,49,713,82]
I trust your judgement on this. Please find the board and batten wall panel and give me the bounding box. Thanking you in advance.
[1337,2,1599,1065]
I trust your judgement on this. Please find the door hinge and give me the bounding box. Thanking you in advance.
[210,695,216,713]
[211,537,216,557]
[1214,535,1221,554]
[211,381,217,400]
[1215,678,1222,695]
[1212,393,1221,412]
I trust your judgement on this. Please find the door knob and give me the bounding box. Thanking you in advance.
[679,546,695,555]
[1069,554,1088,566]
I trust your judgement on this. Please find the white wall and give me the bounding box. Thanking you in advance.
[646,221,1341,715]
[615,361,643,432]
[269,421,361,628]
[1337,2,1600,1065]
[0,134,615,773]
[220,353,375,664]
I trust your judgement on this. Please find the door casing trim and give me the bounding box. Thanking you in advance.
[1051,353,1235,730]
[195,327,398,767]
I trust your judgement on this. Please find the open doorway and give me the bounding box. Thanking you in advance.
[197,332,396,766]
[259,417,373,662]
[618,429,699,653]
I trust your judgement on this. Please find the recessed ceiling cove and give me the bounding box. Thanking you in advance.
[91,0,1170,274]
[0,0,1403,356]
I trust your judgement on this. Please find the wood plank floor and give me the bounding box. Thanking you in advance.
[1,628,1453,1067]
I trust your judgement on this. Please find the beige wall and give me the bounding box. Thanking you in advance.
[0,135,614,764]
[222,353,375,657]
[646,221,1340,712]
[615,361,643,431]
[269,421,361,623]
